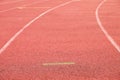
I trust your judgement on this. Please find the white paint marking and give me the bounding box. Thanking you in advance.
[42,62,75,66]
[0,0,48,13]
[21,0,48,7]
[0,0,80,54]
[0,0,24,5]
[96,0,120,53]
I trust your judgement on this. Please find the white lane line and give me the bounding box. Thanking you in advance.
[0,0,24,5]
[96,0,120,53]
[0,0,80,54]
[0,0,48,13]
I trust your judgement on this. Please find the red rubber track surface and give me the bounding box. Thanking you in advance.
[0,0,120,80]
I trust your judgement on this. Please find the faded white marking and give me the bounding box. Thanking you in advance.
[0,0,24,5]
[0,0,48,13]
[17,6,50,9]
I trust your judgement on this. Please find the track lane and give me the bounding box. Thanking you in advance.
[0,0,79,54]
[0,0,120,80]
[0,0,51,49]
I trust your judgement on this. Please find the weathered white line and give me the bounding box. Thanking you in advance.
[0,0,24,5]
[0,0,80,54]
[0,0,48,13]
[96,0,120,53]
[0,7,17,12]
[17,6,50,9]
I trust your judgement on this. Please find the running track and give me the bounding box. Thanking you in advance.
[0,0,120,80]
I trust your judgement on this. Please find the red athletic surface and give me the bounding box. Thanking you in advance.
[0,0,120,80]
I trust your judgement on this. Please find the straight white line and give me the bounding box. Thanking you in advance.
[0,0,80,54]
[96,0,120,53]
[42,62,75,66]
[0,0,24,5]
[0,0,48,13]
[21,0,49,7]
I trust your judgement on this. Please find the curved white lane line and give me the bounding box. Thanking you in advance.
[0,0,48,13]
[0,0,80,54]
[96,0,120,53]
[0,0,24,5]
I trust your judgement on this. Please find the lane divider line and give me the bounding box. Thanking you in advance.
[0,0,80,54]
[0,0,49,13]
[96,0,120,53]
[42,62,75,66]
